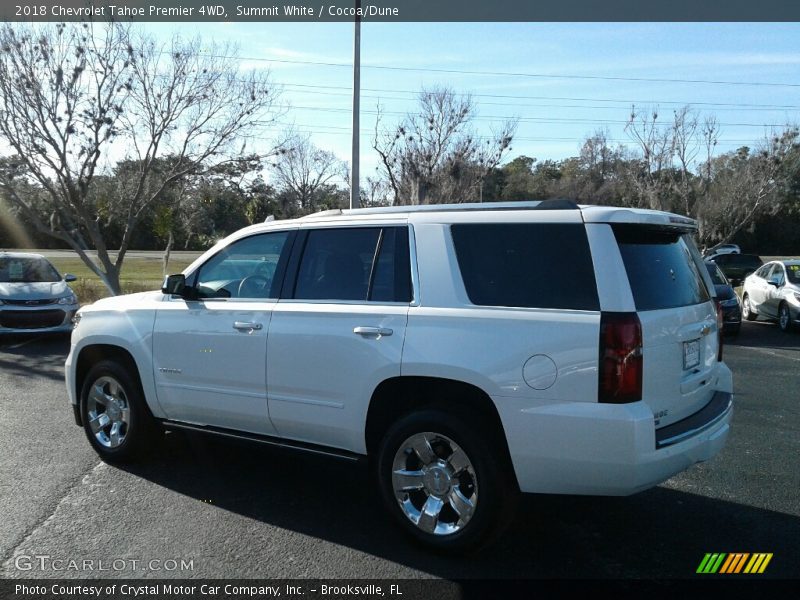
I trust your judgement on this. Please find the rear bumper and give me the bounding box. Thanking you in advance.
[496,384,733,496]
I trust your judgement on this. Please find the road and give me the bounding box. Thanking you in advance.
[0,321,798,579]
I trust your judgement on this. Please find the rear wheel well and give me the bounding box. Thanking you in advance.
[365,376,518,489]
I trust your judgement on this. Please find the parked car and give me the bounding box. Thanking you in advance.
[65,201,733,552]
[703,243,740,259]
[742,260,800,332]
[0,252,78,334]
[708,253,763,286]
[705,261,741,336]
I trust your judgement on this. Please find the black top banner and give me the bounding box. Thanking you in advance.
[2,0,800,22]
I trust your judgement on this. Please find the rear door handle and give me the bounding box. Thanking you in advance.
[233,321,263,332]
[353,326,393,338]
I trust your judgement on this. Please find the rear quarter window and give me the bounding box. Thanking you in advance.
[614,225,710,311]
[450,223,599,311]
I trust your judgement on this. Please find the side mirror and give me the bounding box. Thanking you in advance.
[162,273,187,296]
[64,273,77,283]
[767,280,781,288]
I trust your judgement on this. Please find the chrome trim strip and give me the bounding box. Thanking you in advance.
[268,394,344,409]
[156,381,267,399]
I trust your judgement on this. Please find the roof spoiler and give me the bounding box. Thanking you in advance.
[532,199,580,210]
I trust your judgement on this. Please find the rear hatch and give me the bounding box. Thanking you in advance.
[613,224,719,428]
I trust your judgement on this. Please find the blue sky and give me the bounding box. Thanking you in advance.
[142,22,800,180]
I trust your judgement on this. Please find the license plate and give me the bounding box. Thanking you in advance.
[683,339,700,370]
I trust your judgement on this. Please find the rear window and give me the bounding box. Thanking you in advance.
[723,254,763,268]
[450,223,599,310]
[705,262,727,285]
[614,226,710,311]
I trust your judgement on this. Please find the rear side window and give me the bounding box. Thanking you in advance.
[450,223,599,310]
[614,226,710,311]
[293,227,412,302]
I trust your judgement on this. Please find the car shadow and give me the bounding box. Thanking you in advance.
[117,432,800,579]
[727,320,800,351]
[0,334,70,382]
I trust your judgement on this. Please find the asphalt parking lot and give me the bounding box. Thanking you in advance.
[0,321,798,580]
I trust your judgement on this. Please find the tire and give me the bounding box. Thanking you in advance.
[376,408,518,553]
[79,360,159,463]
[778,303,793,332]
[742,294,757,321]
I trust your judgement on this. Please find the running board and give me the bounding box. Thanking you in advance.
[160,420,363,462]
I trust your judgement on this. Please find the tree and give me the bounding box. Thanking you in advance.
[0,22,281,294]
[270,135,343,216]
[623,106,719,214]
[698,127,800,245]
[373,86,516,205]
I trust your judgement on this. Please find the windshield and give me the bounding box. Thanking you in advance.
[787,264,800,284]
[705,263,727,285]
[0,257,61,283]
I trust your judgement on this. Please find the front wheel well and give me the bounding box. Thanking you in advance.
[75,345,142,411]
[365,376,518,489]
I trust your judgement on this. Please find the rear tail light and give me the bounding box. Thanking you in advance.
[599,312,643,404]
[715,300,724,361]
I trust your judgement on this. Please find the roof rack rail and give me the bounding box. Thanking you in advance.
[301,209,343,219]
[298,200,584,219]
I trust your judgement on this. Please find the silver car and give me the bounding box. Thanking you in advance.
[742,259,800,332]
[0,252,79,334]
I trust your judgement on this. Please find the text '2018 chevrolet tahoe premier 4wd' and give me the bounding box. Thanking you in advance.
[65,200,733,551]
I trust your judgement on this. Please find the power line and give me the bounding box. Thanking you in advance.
[285,104,796,129]
[271,121,762,144]
[277,87,800,113]
[277,82,800,110]
[216,54,800,89]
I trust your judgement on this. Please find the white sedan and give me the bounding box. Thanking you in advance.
[742,260,800,332]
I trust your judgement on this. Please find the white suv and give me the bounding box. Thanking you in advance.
[65,200,733,551]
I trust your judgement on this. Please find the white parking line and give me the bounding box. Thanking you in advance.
[0,336,43,351]
[745,345,800,363]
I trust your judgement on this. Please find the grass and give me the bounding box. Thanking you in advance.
[44,253,201,305]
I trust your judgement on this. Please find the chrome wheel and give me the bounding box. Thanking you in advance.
[742,295,754,321]
[779,304,790,331]
[391,432,478,536]
[86,376,130,449]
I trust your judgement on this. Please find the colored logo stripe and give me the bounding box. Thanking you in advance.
[744,553,773,574]
[720,553,749,573]
[697,553,726,573]
[697,553,773,574]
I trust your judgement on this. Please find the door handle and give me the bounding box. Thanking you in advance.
[353,326,393,338]
[233,321,263,332]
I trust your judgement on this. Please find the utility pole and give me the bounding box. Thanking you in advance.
[350,0,361,209]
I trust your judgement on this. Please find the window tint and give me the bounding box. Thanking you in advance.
[614,226,710,311]
[450,223,599,310]
[369,228,412,302]
[195,231,291,299]
[294,228,380,301]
